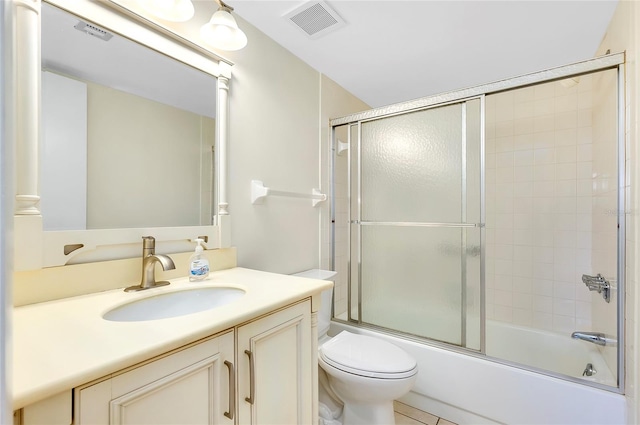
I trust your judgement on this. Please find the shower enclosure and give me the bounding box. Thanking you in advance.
[331,53,625,392]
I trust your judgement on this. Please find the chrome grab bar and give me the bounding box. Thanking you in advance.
[581,273,611,303]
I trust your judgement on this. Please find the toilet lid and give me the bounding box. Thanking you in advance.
[319,331,417,379]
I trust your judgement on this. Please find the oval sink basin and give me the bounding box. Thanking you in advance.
[103,287,245,322]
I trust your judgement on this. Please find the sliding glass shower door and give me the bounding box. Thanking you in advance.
[348,98,483,350]
[332,55,625,391]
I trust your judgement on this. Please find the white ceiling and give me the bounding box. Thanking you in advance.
[232,0,619,108]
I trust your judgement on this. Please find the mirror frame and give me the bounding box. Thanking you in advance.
[12,0,232,270]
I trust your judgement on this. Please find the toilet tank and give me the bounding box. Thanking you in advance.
[291,269,337,338]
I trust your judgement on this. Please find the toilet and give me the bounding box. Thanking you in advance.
[293,270,418,425]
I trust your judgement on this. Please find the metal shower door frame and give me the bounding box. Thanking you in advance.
[331,52,626,393]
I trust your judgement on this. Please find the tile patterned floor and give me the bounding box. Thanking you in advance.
[394,401,458,425]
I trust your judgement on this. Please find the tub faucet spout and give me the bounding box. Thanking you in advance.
[571,331,607,346]
[124,236,176,292]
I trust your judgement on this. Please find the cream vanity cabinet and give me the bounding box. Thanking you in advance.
[237,299,313,424]
[69,299,312,425]
[74,331,236,425]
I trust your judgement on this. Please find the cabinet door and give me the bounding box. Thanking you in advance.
[237,300,313,425]
[75,331,235,425]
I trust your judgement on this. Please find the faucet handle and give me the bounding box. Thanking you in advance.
[142,235,155,247]
[142,236,156,256]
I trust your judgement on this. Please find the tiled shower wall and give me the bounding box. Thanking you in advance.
[485,76,597,333]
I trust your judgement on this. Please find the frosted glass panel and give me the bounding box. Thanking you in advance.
[361,226,464,345]
[361,104,463,223]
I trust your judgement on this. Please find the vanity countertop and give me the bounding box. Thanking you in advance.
[12,267,332,410]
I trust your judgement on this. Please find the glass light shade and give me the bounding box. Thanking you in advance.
[137,0,195,22]
[200,9,248,51]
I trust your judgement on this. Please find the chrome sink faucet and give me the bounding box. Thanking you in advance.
[125,236,176,292]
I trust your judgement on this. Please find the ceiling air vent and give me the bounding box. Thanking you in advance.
[74,21,113,42]
[285,1,345,39]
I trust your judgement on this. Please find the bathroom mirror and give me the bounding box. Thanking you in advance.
[12,0,232,269]
[41,2,217,231]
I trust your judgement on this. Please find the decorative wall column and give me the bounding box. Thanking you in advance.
[217,74,229,216]
[14,0,40,215]
[216,62,231,247]
[13,0,44,271]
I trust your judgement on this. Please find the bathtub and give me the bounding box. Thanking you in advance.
[330,321,626,424]
[485,321,616,387]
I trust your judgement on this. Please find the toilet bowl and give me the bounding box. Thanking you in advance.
[292,269,418,425]
[319,330,418,424]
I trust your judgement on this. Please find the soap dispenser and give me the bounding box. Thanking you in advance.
[188,238,210,281]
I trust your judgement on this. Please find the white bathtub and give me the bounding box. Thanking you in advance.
[485,321,616,387]
[330,321,626,424]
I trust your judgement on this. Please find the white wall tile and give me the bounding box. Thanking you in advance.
[556,128,578,145]
[555,111,578,130]
[555,93,577,113]
[485,78,597,335]
[533,279,554,296]
[513,150,534,166]
[576,161,593,179]
[533,131,555,148]
[515,102,534,119]
[496,121,515,137]
[534,98,555,116]
[514,117,534,135]
[534,164,555,181]
[552,314,576,333]
[577,127,593,145]
[556,145,577,163]
[556,163,577,180]
[534,115,555,133]
[534,148,555,164]
[533,312,553,330]
[577,144,593,162]
[514,134,534,151]
[514,166,534,182]
[513,276,533,293]
[513,308,533,326]
[494,305,513,322]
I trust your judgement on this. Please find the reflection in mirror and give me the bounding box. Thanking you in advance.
[40,2,217,231]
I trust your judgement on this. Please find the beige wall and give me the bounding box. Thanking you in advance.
[594,0,639,421]
[87,82,215,229]
[220,17,368,275]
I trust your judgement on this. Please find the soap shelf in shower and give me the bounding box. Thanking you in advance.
[251,180,327,207]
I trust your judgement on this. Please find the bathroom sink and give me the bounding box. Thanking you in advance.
[103,287,245,322]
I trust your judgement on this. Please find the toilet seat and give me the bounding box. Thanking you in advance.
[319,331,417,379]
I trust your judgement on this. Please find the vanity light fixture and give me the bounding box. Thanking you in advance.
[199,0,248,51]
[136,0,195,22]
